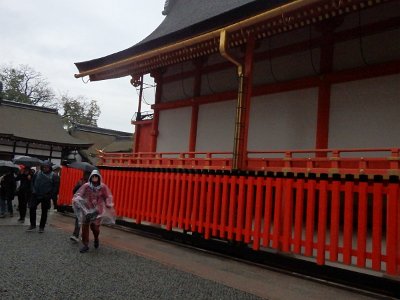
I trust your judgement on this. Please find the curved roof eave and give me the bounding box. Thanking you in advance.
[74,0,291,76]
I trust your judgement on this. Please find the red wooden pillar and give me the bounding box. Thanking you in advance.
[236,34,256,169]
[315,23,335,155]
[150,71,163,152]
[133,76,144,153]
[188,59,203,152]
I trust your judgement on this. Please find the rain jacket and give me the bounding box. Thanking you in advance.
[72,170,115,225]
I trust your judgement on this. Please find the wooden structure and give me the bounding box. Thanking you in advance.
[67,0,400,276]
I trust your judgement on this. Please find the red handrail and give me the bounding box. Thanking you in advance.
[97,148,400,176]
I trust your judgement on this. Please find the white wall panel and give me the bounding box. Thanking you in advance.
[248,88,318,152]
[196,100,236,152]
[329,74,400,151]
[157,107,191,152]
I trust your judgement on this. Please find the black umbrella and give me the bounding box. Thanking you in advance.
[12,156,43,167]
[67,161,97,173]
[0,160,20,175]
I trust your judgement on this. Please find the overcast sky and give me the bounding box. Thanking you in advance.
[0,0,165,132]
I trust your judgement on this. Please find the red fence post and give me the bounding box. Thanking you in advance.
[386,181,399,275]
[330,179,340,262]
[252,177,263,250]
[190,173,200,231]
[371,181,383,271]
[178,173,187,229]
[357,181,368,268]
[184,173,194,230]
[219,175,229,239]
[197,174,207,234]
[293,178,305,254]
[305,179,316,256]
[282,177,294,252]
[212,175,222,237]
[228,176,237,240]
[262,177,273,247]
[343,181,354,265]
[204,174,214,239]
[236,176,246,242]
[272,178,283,250]
[316,180,328,265]
[244,176,255,244]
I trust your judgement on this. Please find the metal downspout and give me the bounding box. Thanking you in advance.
[219,30,244,170]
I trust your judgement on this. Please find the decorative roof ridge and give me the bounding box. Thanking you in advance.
[0,99,58,114]
[71,123,133,137]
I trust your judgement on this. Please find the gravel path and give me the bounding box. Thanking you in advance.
[0,225,262,300]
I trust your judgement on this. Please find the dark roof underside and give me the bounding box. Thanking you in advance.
[75,0,291,73]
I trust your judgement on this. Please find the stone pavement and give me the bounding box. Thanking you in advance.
[0,210,377,300]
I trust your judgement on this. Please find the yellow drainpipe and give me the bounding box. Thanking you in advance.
[74,0,321,79]
[219,30,244,170]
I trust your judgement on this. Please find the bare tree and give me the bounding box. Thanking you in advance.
[0,64,56,107]
[60,93,101,129]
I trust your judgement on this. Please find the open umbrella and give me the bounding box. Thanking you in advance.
[0,160,20,175]
[67,161,97,173]
[12,156,43,167]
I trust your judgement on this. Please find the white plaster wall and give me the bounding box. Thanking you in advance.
[329,74,400,152]
[196,100,236,152]
[157,107,191,152]
[248,88,318,153]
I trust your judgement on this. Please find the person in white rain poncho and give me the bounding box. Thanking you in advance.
[72,169,115,253]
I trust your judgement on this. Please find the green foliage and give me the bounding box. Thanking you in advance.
[60,94,101,129]
[0,64,56,107]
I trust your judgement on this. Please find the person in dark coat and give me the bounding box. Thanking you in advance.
[26,160,58,233]
[0,171,17,218]
[15,167,33,222]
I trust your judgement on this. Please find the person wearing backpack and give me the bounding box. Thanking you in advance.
[26,160,58,233]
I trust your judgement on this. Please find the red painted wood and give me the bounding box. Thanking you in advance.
[282,178,293,252]
[212,175,222,237]
[204,174,214,239]
[293,178,305,254]
[236,176,246,241]
[272,178,283,250]
[197,175,207,234]
[252,177,263,250]
[330,180,340,262]
[178,173,187,228]
[172,172,182,228]
[357,182,368,268]
[305,179,316,257]
[244,176,255,244]
[371,182,383,271]
[262,177,273,247]
[317,180,328,265]
[184,173,194,230]
[386,182,399,275]
[219,175,229,239]
[343,181,354,265]
[190,174,200,231]
[228,176,237,240]
[166,172,176,230]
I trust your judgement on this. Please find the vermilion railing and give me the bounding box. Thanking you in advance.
[98,148,400,176]
[58,167,400,276]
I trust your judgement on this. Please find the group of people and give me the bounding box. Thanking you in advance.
[0,159,115,254]
[0,160,59,226]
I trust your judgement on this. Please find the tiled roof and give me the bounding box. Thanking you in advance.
[0,100,91,147]
[75,0,290,74]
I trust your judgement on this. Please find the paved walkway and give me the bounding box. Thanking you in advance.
[0,211,377,300]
